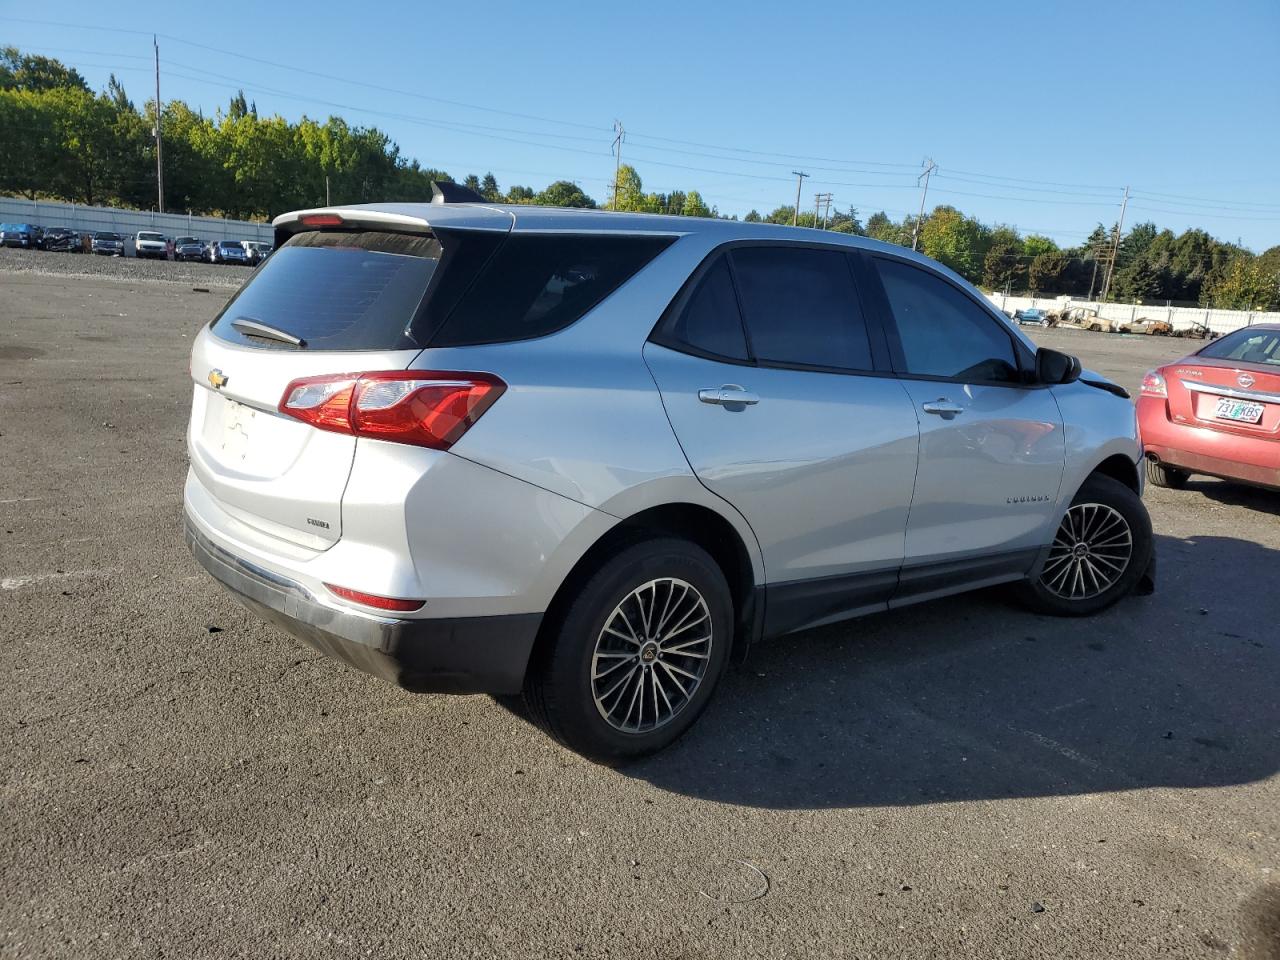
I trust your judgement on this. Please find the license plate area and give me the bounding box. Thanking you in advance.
[220,398,258,462]
[1213,396,1265,424]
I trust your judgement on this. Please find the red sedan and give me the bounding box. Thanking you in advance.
[1138,323,1280,491]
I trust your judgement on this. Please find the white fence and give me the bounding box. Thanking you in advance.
[986,292,1279,337]
[0,197,273,247]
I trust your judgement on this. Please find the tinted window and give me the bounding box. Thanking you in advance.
[212,230,441,351]
[431,233,673,346]
[876,258,1019,382]
[663,257,749,360]
[1198,328,1280,366]
[730,246,873,370]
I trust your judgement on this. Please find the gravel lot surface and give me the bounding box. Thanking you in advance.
[2,268,1278,959]
[0,246,252,288]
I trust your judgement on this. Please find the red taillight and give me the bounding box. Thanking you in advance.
[324,584,424,612]
[300,213,344,227]
[1140,369,1168,398]
[279,371,505,449]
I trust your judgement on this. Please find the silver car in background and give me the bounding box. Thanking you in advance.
[184,201,1153,760]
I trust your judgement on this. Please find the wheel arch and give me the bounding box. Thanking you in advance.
[1089,452,1141,493]
[527,499,763,681]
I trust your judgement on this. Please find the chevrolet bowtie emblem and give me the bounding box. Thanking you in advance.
[208,369,229,390]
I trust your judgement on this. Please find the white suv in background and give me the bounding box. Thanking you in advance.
[184,198,1153,760]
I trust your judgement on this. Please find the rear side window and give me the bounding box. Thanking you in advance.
[731,246,874,371]
[875,257,1019,383]
[663,257,749,360]
[430,234,674,346]
[212,230,442,351]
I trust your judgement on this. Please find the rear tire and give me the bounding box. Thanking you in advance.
[1018,473,1153,617]
[1145,459,1189,489]
[524,537,733,762]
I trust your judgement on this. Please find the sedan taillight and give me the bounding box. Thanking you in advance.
[278,371,505,449]
[1140,370,1168,398]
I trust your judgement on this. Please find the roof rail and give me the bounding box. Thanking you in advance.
[430,180,488,204]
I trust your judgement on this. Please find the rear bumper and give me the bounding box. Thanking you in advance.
[185,517,542,694]
[1139,398,1280,490]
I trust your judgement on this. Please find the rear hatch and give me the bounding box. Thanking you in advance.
[188,223,469,551]
[1165,329,1280,441]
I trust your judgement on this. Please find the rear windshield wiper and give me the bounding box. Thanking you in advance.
[231,317,307,348]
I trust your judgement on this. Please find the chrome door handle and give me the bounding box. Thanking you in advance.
[699,384,760,406]
[921,398,965,418]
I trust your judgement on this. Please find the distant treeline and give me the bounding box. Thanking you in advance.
[1,46,1276,308]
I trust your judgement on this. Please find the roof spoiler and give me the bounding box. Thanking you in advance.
[431,180,488,204]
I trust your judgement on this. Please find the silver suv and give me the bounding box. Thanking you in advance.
[184,200,1153,760]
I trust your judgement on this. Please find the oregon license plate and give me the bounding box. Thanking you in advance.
[1214,396,1264,424]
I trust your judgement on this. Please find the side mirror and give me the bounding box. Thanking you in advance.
[1035,347,1082,385]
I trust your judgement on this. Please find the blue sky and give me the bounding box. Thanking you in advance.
[4,0,1279,250]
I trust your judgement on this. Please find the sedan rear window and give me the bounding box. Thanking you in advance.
[211,230,442,351]
[1197,328,1280,366]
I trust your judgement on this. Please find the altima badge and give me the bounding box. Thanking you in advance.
[208,369,229,390]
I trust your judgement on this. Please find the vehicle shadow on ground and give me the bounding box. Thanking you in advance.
[1181,478,1279,515]
[614,533,1279,810]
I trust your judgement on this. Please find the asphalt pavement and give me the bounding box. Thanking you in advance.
[2,260,1277,959]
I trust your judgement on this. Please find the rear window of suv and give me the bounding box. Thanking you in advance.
[212,230,443,351]
[211,227,673,351]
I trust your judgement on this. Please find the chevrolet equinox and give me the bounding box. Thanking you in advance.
[184,198,1153,760]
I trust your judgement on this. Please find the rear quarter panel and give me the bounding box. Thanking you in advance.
[418,232,766,585]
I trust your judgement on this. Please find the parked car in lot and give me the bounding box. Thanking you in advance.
[241,240,273,265]
[184,202,1153,760]
[1139,324,1280,491]
[1013,308,1049,326]
[91,231,125,256]
[207,239,249,265]
[42,227,81,253]
[134,231,169,260]
[0,223,44,249]
[174,237,205,262]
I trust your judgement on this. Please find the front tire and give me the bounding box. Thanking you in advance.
[1019,473,1153,617]
[1145,459,1189,489]
[524,538,733,762]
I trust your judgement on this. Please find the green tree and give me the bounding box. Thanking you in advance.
[1205,257,1279,310]
[983,241,1024,291]
[480,172,500,201]
[0,46,89,93]
[681,190,712,218]
[1022,234,1058,259]
[535,180,595,208]
[1027,250,1066,294]
[743,209,762,223]
[919,206,986,281]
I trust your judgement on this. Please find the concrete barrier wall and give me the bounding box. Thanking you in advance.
[0,197,273,247]
[985,292,1279,336]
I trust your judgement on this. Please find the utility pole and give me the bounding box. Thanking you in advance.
[813,192,833,230]
[911,158,937,251]
[325,175,331,206]
[1099,186,1130,304]
[153,35,164,214]
[791,171,809,226]
[610,120,625,210]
